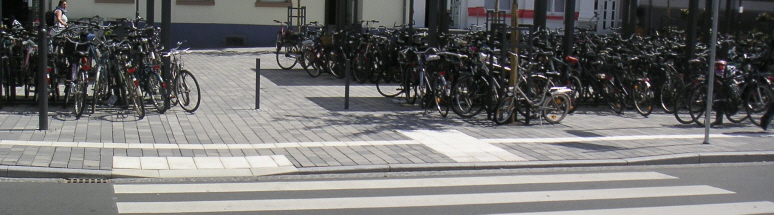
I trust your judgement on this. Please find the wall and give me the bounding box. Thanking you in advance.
[360,0,405,28]
[64,0,328,48]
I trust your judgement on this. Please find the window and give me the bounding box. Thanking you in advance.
[547,0,565,14]
[484,0,511,11]
[95,0,133,3]
[255,0,291,7]
[176,0,214,5]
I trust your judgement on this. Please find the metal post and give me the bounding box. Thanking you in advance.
[147,0,155,25]
[703,0,720,145]
[563,0,576,59]
[533,0,547,31]
[427,0,439,47]
[703,0,714,45]
[344,59,351,109]
[255,58,261,110]
[161,0,171,110]
[38,0,48,130]
[687,0,699,59]
[409,0,415,33]
[135,0,140,19]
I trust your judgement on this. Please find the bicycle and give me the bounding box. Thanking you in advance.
[494,57,573,125]
[164,41,200,113]
[274,20,302,70]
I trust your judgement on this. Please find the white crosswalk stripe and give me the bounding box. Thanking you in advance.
[113,171,676,194]
[113,171,774,214]
[492,202,774,215]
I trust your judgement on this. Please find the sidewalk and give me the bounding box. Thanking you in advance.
[0,48,772,179]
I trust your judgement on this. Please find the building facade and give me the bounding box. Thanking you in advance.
[8,0,771,48]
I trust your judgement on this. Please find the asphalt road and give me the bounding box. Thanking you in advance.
[2,162,773,214]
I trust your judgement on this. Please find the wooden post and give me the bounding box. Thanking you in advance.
[509,0,519,122]
[297,0,302,33]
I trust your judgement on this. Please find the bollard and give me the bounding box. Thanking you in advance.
[345,59,351,110]
[255,58,261,110]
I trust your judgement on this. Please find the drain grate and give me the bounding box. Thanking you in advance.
[62,178,111,184]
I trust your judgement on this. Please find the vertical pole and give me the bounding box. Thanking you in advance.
[162,0,171,110]
[344,59,351,109]
[704,0,713,45]
[687,0,699,59]
[402,0,407,25]
[409,0,415,33]
[427,0,438,47]
[509,0,519,122]
[147,0,155,25]
[255,58,261,110]
[136,0,140,19]
[703,0,720,145]
[533,0,547,31]
[564,0,576,59]
[38,0,48,130]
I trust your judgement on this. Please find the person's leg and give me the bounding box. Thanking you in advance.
[762,103,774,131]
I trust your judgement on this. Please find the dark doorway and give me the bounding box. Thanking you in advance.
[2,0,31,27]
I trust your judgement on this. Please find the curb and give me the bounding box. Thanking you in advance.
[2,151,773,179]
[296,151,774,174]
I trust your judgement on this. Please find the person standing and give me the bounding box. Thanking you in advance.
[54,0,68,30]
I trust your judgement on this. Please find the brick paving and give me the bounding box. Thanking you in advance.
[0,47,772,178]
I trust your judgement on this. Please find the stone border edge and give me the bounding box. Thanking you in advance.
[2,151,773,178]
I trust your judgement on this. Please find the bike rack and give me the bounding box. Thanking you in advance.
[287,6,307,33]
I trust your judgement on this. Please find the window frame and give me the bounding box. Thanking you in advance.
[547,0,566,15]
[95,0,134,3]
[255,0,291,7]
[176,0,215,6]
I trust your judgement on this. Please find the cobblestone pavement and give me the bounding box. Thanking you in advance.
[0,48,772,178]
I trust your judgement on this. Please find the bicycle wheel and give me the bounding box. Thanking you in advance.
[353,52,371,84]
[724,84,747,123]
[326,49,345,79]
[419,71,433,109]
[376,74,402,97]
[451,75,485,118]
[302,49,321,77]
[176,70,201,113]
[673,85,697,124]
[73,69,87,119]
[494,96,516,125]
[146,72,168,113]
[746,83,774,126]
[403,65,418,104]
[566,76,582,114]
[603,80,624,114]
[543,93,570,124]
[276,43,298,70]
[122,66,145,120]
[633,81,654,116]
[659,75,684,114]
[433,74,450,117]
[688,85,716,127]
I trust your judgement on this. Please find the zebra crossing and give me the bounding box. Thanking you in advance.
[112,171,774,214]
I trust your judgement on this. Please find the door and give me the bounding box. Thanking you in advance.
[597,0,619,34]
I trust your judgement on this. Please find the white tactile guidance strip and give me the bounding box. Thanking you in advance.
[112,155,297,178]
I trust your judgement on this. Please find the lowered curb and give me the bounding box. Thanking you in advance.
[2,151,773,179]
